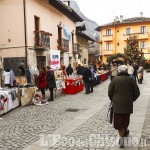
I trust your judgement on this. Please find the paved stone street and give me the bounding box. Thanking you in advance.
[0,73,150,150]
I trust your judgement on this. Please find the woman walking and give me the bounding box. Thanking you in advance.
[108,65,140,148]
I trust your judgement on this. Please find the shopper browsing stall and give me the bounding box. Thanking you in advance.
[37,67,47,99]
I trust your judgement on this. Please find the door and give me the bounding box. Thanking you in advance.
[36,56,46,71]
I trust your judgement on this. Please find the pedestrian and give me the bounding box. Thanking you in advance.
[25,66,32,84]
[82,64,92,94]
[108,65,140,148]
[127,63,134,79]
[137,64,144,84]
[110,63,118,80]
[76,64,83,76]
[133,62,138,82]
[66,64,73,76]
[46,66,56,101]
[37,67,47,99]
[88,65,95,92]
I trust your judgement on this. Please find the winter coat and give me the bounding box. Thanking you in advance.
[46,70,56,89]
[82,68,92,83]
[76,66,83,75]
[37,72,47,88]
[108,72,140,114]
[66,66,73,76]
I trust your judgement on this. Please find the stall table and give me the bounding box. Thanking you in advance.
[0,88,20,116]
[62,78,83,94]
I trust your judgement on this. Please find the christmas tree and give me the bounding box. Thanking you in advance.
[124,35,145,64]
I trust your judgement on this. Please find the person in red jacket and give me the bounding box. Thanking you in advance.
[37,67,47,99]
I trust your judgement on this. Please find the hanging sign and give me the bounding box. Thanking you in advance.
[50,50,60,69]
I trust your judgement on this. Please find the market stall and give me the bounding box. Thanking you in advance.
[62,77,83,94]
[0,88,20,116]
[93,70,110,86]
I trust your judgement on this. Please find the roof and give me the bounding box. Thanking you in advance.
[76,21,86,31]
[95,17,150,31]
[76,31,95,42]
[48,0,83,22]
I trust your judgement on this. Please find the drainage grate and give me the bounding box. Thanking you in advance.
[65,108,80,112]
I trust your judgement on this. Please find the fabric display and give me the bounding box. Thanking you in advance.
[65,79,83,87]
[32,94,48,106]
[0,88,19,115]
[62,77,83,94]
[20,86,38,106]
[0,95,8,110]
[56,78,65,90]
[3,70,15,86]
[15,76,27,85]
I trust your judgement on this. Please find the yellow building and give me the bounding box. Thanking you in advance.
[96,13,150,63]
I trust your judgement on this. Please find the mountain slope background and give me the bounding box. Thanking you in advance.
[69,0,100,54]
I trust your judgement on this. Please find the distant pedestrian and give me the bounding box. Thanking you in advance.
[127,63,134,79]
[108,65,140,148]
[137,64,144,84]
[133,62,138,82]
[25,66,32,84]
[82,64,92,94]
[66,64,73,76]
[76,64,83,76]
[110,63,118,80]
[88,65,95,92]
[37,67,47,99]
[46,66,56,101]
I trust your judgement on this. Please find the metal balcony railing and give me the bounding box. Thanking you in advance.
[57,38,69,52]
[34,30,52,48]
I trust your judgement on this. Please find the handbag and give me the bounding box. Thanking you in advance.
[107,102,113,124]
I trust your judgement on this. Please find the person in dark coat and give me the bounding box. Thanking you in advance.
[76,64,83,75]
[82,64,92,94]
[46,66,56,101]
[25,66,32,84]
[88,65,95,92]
[108,65,140,148]
[133,62,138,82]
[66,64,73,76]
[37,67,47,99]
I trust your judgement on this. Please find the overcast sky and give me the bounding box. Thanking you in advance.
[74,0,150,25]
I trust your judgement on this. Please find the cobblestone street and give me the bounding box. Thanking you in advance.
[0,73,150,150]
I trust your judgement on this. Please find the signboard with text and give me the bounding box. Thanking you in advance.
[50,50,60,69]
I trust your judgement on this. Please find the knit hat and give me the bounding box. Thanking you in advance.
[118,65,128,73]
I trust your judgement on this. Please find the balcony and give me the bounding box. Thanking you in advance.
[34,30,52,49]
[103,35,113,41]
[103,49,114,55]
[57,38,69,52]
[123,32,149,40]
[73,43,80,53]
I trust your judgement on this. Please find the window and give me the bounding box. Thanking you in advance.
[126,28,131,35]
[140,41,146,49]
[106,43,111,50]
[141,26,146,34]
[34,16,40,31]
[106,29,111,36]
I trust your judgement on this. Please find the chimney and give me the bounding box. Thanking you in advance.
[63,0,70,6]
[140,12,143,17]
[120,15,123,22]
[114,16,119,22]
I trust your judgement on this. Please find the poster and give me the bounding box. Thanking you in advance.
[50,50,60,69]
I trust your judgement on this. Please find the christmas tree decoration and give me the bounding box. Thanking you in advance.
[124,35,145,64]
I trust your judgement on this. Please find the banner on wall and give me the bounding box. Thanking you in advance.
[50,50,60,69]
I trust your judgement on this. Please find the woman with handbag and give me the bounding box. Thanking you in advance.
[108,65,140,148]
